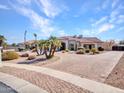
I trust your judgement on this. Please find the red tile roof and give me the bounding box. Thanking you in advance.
[59,36,103,43]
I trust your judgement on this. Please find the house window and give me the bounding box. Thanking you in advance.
[69,44,74,50]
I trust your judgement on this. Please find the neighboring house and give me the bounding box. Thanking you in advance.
[101,40,116,51]
[17,40,36,50]
[58,35,103,51]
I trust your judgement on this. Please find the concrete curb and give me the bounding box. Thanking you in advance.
[2,63,124,93]
[0,72,48,93]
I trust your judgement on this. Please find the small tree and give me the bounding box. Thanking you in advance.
[38,36,61,59]
[0,35,6,47]
[33,33,40,55]
[12,43,16,47]
[24,30,27,49]
[49,36,61,57]
[3,42,8,49]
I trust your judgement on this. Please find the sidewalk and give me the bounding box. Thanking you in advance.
[1,63,124,93]
[0,72,48,93]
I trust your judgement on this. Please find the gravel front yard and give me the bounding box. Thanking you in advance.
[105,54,124,89]
[44,51,123,82]
[0,66,92,93]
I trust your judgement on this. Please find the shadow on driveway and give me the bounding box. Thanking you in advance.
[17,58,47,64]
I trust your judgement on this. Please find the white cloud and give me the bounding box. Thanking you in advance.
[17,0,32,5]
[78,23,114,36]
[9,0,68,37]
[109,4,124,24]
[9,0,54,36]
[112,0,119,9]
[81,29,94,36]
[0,4,10,10]
[36,0,68,18]
[118,4,124,10]
[117,27,124,32]
[102,0,110,9]
[59,30,67,36]
[110,9,119,19]
[16,7,54,36]
[92,16,108,27]
[98,23,114,33]
[116,15,124,24]
[109,9,119,23]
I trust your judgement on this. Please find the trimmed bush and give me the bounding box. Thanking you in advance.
[91,48,99,54]
[76,49,84,54]
[27,55,36,60]
[85,49,90,53]
[21,53,29,57]
[65,49,69,52]
[98,47,104,51]
[77,47,84,50]
[2,51,19,61]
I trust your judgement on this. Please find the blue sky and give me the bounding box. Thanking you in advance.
[0,0,124,44]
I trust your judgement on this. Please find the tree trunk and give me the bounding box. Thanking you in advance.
[44,48,48,59]
[52,46,56,56]
[35,44,40,56]
[40,48,42,55]
[49,45,53,57]
[0,40,2,47]
[36,49,40,55]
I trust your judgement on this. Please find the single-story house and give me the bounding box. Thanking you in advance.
[58,35,103,51]
[17,40,36,51]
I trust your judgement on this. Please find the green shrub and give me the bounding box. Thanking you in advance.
[65,49,69,52]
[98,47,104,51]
[76,49,84,54]
[77,47,84,50]
[85,49,90,53]
[91,48,98,54]
[2,51,19,61]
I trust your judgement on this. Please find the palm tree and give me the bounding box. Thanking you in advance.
[24,30,27,49]
[33,33,37,41]
[3,42,8,49]
[0,35,6,47]
[33,33,40,55]
[38,36,61,59]
[48,36,61,57]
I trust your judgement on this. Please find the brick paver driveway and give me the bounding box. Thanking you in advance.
[44,51,123,82]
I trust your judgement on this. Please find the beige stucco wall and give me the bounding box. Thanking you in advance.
[68,40,77,50]
[60,40,69,49]
[60,39,103,50]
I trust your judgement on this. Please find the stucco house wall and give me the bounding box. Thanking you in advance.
[59,36,103,51]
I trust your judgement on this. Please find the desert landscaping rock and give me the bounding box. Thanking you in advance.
[1,63,124,93]
[105,54,124,89]
[0,66,91,93]
[44,51,123,82]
